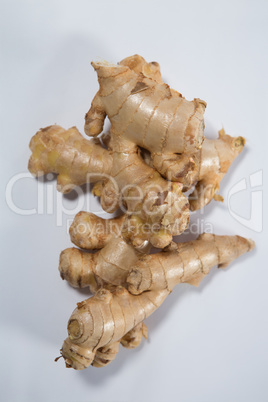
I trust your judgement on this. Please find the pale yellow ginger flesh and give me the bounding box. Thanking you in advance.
[58,234,254,370]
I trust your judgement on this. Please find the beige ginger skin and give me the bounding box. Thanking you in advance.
[61,287,166,370]
[28,125,113,193]
[59,237,150,365]
[69,126,245,248]
[28,55,245,248]
[59,237,141,293]
[26,55,254,372]
[59,233,254,370]
[38,125,245,251]
[127,233,254,294]
[119,56,245,199]
[59,237,150,368]
[142,127,245,210]
[28,125,189,248]
[85,56,206,188]
[189,129,245,210]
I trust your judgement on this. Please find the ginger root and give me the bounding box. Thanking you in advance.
[59,237,140,292]
[142,128,245,210]
[28,55,246,248]
[29,124,190,248]
[189,129,245,210]
[85,55,206,188]
[28,125,112,193]
[27,54,254,371]
[59,233,254,370]
[127,233,254,294]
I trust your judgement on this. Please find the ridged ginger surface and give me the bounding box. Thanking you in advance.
[58,233,254,370]
[27,54,253,372]
[28,55,246,248]
[85,55,207,189]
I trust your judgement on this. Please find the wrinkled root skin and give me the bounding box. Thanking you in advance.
[85,56,207,190]
[61,287,168,370]
[26,54,254,371]
[127,234,255,294]
[29,123,190,248]
[58,233,254,370]
[189,129,246,211]
[28,125,112,193]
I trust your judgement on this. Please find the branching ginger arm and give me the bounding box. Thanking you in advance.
[58,233,254,370]
[189,129,245,210]
[28,125,190,249]
[85,56,206,188]
[60,287,168,370]
[59,237,140,292]
[28,125,112,193]
[127,233,255,294]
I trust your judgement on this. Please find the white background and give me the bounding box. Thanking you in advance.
[1,1,267,401]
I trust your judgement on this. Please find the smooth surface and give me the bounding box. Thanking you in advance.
[1,1,267,401]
